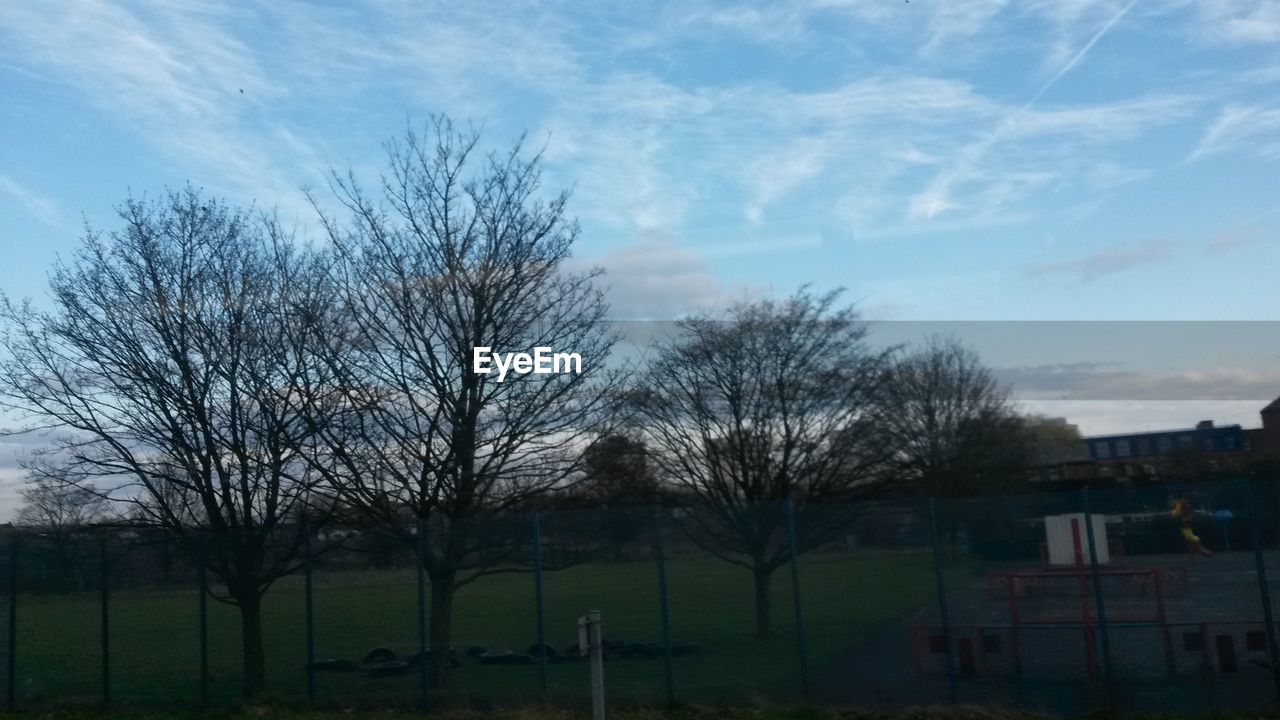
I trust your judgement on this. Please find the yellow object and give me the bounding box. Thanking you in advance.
[1181,527,1201,543]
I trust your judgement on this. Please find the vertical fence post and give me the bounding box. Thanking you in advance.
[303,519,316,703]
[1246,479,1280,701]
[532,512,548,699]
[784,500,810,699]
[6,536,16,712]
[99,534,110,708]
[197,536,208,707]
[927,497,959,704]
[416,517,428,711]
[1082,488,1114,702]
[654,509,675,706]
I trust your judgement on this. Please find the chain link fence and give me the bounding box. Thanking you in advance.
[3,479,1280,713]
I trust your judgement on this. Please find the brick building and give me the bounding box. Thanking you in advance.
[1030,397,1280,486]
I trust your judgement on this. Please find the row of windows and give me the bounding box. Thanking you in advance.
[1092,433,1238,459]
[1035,456,1234,482]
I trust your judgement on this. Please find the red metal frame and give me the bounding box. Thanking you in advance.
[908,620,1278,679]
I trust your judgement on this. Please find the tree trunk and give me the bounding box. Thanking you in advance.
[428,570,457,688]
[238,593,267,697]
[752,564,774,639]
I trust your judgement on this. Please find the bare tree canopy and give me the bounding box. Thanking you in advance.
[307,116,621,686]
[16,467,108,530]
[572,433,661,508]
[627,287,893,638]
[881,335,1030,497]
[0,188,337,697]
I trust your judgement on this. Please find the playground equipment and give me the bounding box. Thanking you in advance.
[913,512,1179,680]
[1044,513,1110,565]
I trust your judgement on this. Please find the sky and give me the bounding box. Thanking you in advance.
[2,1,1280,514]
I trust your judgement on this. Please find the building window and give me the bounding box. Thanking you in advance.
[1099,463,1114,477]
[1178,434,1194,450]
[1203,438,1215,450]
[1094,441,1111,459]
[1222,436,1236,450]
[1157,436,1173,454]
[1248,631,1267,652]
[1184,632,1202,652]
[1136,438,1152,456]
[1116,439,1132,457]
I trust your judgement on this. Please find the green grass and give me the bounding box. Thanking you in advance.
[13,550,941,709]
[0,707,1066,720]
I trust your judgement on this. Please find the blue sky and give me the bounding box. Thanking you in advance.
[3,0,1279,323]
[2,1,1280,449]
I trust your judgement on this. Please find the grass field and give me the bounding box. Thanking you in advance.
[0,706,1065,720]
[13,549,942,710]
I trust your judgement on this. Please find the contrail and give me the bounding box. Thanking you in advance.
[1028,0,1140,108]
[911,0,1140,219]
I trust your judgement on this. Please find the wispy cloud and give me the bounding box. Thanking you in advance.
[743,137,829,225]
[1198,0,1280,44]
[1189,104,1280,161]
[0,0,1272,328]
[1026,239,1179,284]
[919,0,1010,57]
[0,2,325,212]
[908,0,1143,222]
[0,174,60,227]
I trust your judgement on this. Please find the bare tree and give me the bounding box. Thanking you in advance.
[15,467,108,593]
[574,433,661,508]
[306,116,620,686]
[628,288,893,638]
[0,189,338,696]
[881,336,1029,497]
[16,467,108,530]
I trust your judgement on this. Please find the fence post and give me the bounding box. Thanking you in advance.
[6,536,16,712]
[1082,488,1114,702]
[99,534,110,708]
[654,509,675,706]
[416,517,428,710]
[532,512,548,699]
[927,497,959,704]
[1246,479,1280,701]
[197,535,208,707]
[303,519,316,702]
[784,500,810,699]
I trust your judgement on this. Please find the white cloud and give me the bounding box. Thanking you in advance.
[1199,0,1280,44]
[905,1,1178,223]
[1086,161,1152,190]
[0,2,325,212]
[1189,104,1280,161]
[0,174,60,226]
[584,238,726,320]
[920,0,1010,56]
[0,0,1256,301]
[1019,399,1267,436]
[683,5,812,45]
[743,137,829,225]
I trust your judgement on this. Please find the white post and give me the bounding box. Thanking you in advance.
[579,610,605,720]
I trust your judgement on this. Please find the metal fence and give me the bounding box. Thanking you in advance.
[2,478,1280,714]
